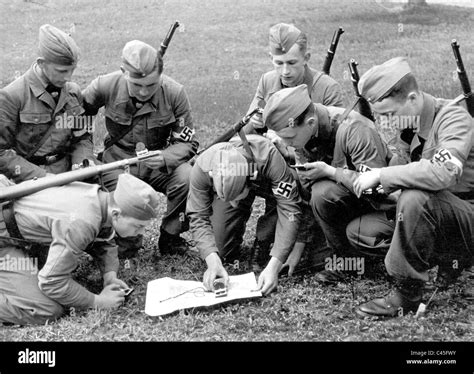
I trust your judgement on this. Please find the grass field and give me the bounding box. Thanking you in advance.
[0,0,473,344]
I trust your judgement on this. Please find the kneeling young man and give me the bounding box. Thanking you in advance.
[262,84,391,281]
[0,173,159,325]
[186,135,302,295]
[352,57,473,318]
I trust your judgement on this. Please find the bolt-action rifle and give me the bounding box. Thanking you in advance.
[0,145,161,203]
[322,27,344,75]
[348,59,375,121]
[451,39,474,117]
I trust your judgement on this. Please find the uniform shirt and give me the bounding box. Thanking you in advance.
[186,135,302,263]
[0,64,93,183]
[246,65,344,126]
[297,105,390,194]
[82,71,198,173]
[12,182,118,309]
[380,92,474,196]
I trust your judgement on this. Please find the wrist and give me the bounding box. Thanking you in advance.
[325,164,336,179]
[205,252,222,268]
[266,256,283,273]
[103,271,117,284]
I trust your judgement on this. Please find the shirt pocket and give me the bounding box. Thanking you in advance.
[18,112,52,143]
[104,107,132,126]
[147,112,176,129]
[146,113,175,149]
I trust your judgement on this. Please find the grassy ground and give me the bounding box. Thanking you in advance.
[0,0,473,343]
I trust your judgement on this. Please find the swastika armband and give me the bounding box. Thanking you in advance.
[431,148,463,175]
[272,180,296,199]
[172,126,195,142]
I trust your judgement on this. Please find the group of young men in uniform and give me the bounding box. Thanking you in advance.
[0,21,472,325]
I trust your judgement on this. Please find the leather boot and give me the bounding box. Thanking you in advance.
[356,279,424,318]
[158,228,189,256]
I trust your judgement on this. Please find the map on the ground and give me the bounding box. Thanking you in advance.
[145,272,262,317]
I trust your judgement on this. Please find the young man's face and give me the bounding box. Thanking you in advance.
[370,94,422,130]
[126,75,161,102]
[271,44,310,87]
[277,112,315,149]
[39,60,76,88]
[112,213,150,238]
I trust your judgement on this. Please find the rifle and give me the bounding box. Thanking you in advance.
[322,27,344,75]
[0,145,161,203]
[451,39,474,117]
[160,21,180,57]
[196,107,263,156]
[348,59,375,122]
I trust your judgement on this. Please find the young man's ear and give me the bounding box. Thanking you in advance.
[111,208,122,219]
[305,115,316,128]
[304,52,311,64]
[407,91,418,103]
[36,57,46,67]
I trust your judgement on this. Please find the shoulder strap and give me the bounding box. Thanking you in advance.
[310,71,324,96]
[2,201,26,240]
[238,129,256,162]
[104,121,142,150]
[25,122,57,159]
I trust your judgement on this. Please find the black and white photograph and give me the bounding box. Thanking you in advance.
[0,0,472,371]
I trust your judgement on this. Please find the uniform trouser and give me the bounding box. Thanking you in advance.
[210,189,256,259]
[102,162,191,235]
[347,189,474,282]
[309,179,379,254]
[0,245,63,325]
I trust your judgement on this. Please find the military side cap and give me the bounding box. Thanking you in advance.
[38,24,80,66]
[263,84,311,136]
[211,146,248,202]
[122,40,159,82]
[358,57,412,103]
[269,23,301,55]
[114,173,159,221]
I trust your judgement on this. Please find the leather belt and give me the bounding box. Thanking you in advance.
[2,201,25,240]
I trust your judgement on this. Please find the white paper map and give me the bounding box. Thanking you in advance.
[145,272,262,317]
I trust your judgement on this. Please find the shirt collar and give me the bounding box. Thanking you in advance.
[114,74,160,115]
[417,91,435,139]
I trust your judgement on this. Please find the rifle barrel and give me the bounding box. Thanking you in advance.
[348,59,375,122]
[451,39,474,117]
[160,21,180,56]
[322,27,344,75]
[197,107,263,155]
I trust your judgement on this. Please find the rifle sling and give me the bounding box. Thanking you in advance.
[104,121,142,150]
[25,121,58,160]
[238,129,256,163]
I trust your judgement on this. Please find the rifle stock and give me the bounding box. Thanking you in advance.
[322,27,344,75]
[451,39,474,117]
[0,148,162,203]
[160,21,180,57]
[348,59,375,122]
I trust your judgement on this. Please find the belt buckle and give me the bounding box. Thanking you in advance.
[45,154,58,164]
